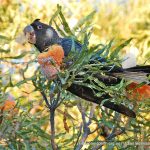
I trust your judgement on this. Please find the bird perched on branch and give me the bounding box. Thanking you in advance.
[23,19,150,118]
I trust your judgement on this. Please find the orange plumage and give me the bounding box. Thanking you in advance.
[126,82,150,101]
[37,45,64,79]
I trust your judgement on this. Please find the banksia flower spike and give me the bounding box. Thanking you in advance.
[37,45,64,79]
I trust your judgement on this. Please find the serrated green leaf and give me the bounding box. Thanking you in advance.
[54,20,67,37]
[32,124,50,139]
[2,51,29,59]
[73,10,96,31]
[102,118,114,128]
[24,141,31,150]
[17,130,32,135]
[71,37,76,52]
[90,43,104,52]
[102,39,114,58]
[100,99,110,106]
[49,5,61,25]
[15,76,36,87]
[58,6,73,36]
[110,38,132,59]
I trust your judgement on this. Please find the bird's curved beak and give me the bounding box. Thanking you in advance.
[23,25,36,44]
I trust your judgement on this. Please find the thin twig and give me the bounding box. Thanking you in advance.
[74,124,83,149]
[107,128,125,141]
[92,113,125,150]
[87,104,96,125]
[53,90,61,107]
[92,128,125,150]
[40,91,51,109]
[75,103,97,150]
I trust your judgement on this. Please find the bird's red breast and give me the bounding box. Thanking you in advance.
[126,82,150,101]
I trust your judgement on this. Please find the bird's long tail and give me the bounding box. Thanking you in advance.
[113,66,150,84]
[67,84,136,118]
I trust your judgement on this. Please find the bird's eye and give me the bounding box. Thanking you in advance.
[37,25,42,29]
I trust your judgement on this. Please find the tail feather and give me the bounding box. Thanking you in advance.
[125,65,150,73]
[113,66,150,83]
[67,83,136,118]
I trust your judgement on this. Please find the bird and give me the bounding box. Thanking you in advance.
[23,19,150,118]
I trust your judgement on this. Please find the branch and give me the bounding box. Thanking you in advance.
[92,112,125,150]
[87,103,96,125]
[75,103,97,150]
[92,128,125,150]
[49,89,62,150]
[74,124,83,148]
[50,108,58,150]
[40,90,51,109]
[107,128,125,140]
[40,88,62,150]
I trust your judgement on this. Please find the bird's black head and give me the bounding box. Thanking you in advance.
[24,19,60,52]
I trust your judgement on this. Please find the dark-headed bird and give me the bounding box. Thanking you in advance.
[23,19,150,118]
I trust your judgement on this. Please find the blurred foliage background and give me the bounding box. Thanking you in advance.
[0,0,150,149]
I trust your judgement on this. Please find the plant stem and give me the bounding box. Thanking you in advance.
[50,108,57,150]
[40,90,58,150]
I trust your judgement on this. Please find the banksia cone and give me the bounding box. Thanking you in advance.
[0,94,18,123]
[37,45,64,79]
[0,100,16,111]
[126,82,150,101]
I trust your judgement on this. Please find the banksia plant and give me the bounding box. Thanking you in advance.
[0,2,149,150]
